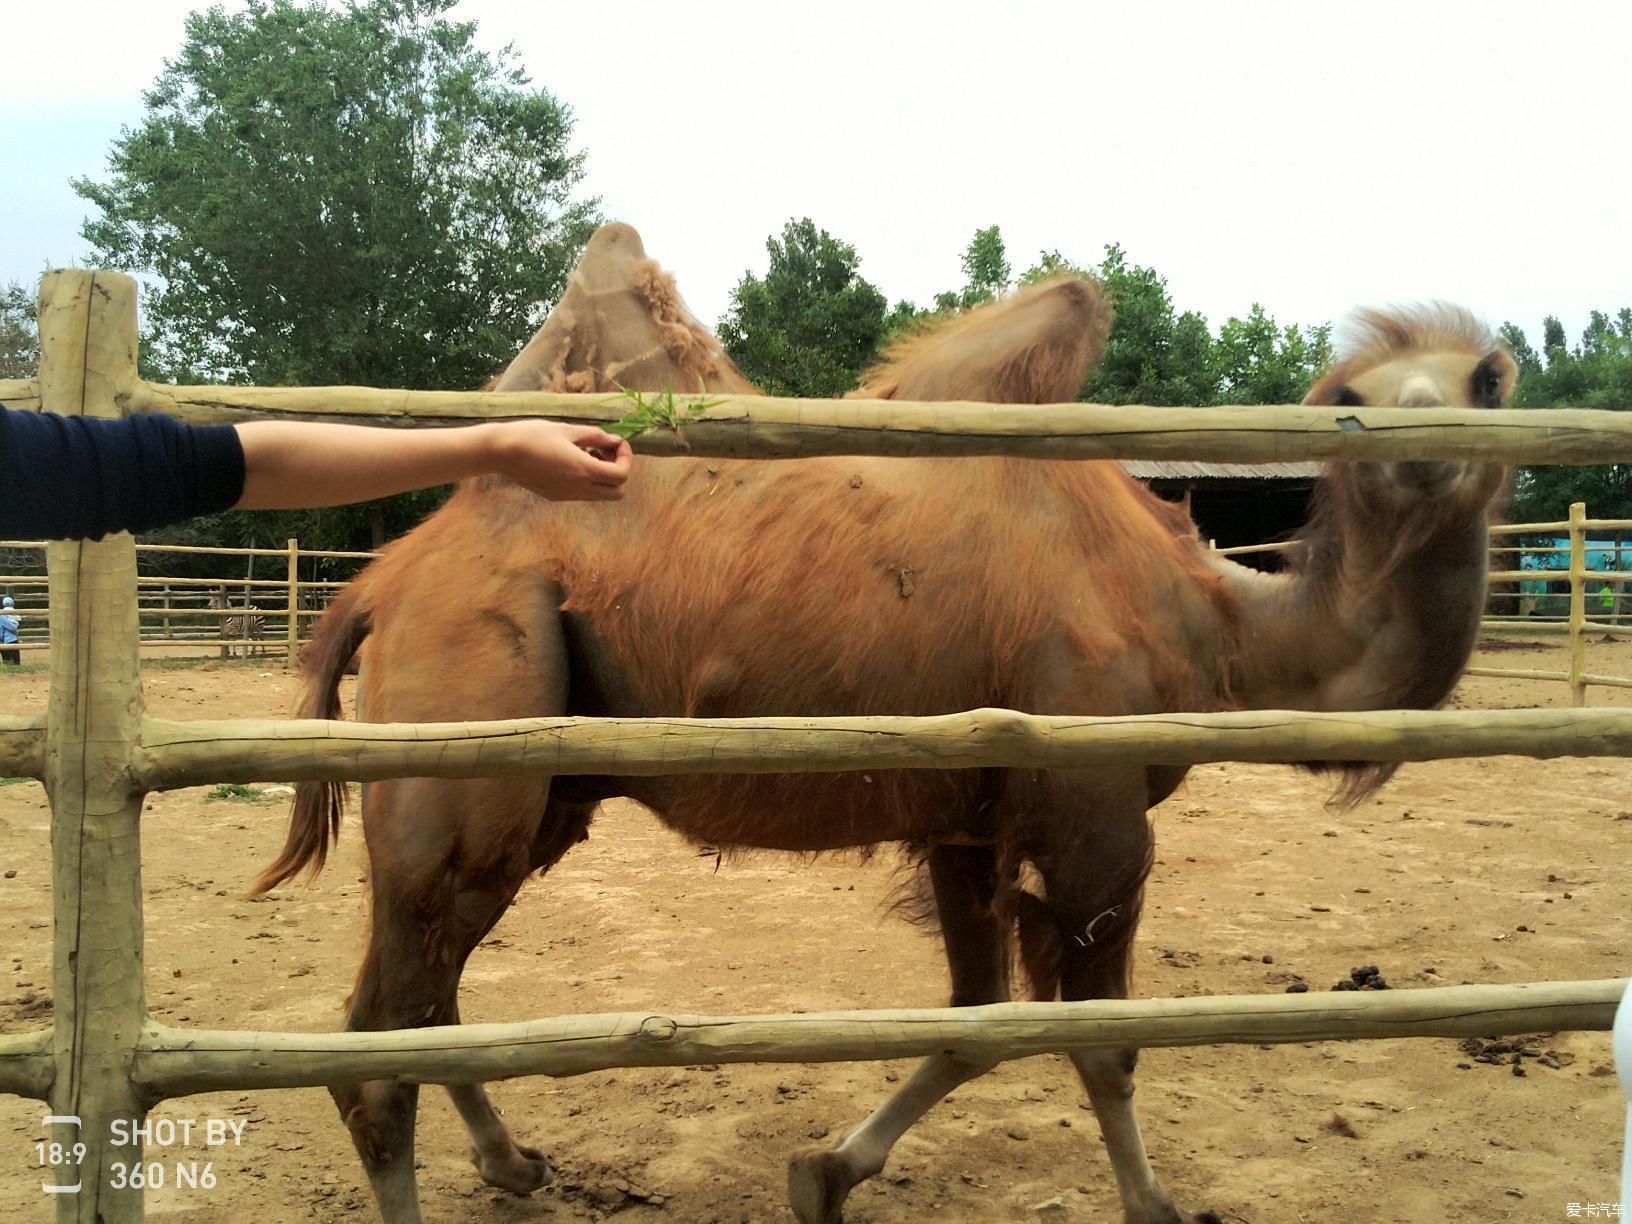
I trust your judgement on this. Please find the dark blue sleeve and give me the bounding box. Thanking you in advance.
[0,407,246,541]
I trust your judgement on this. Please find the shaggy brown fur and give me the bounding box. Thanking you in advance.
[853,276,1114,403]
[255,224,1512,1224]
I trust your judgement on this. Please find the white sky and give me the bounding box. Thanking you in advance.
[2,0,1628,347]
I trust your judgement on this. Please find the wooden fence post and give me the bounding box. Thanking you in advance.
[39,270,147,1221]
[286,538,299,659]
[1569,501,1587,707]
[1614,529,1626,626]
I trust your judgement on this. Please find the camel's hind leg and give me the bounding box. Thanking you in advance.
[443,794,596,1193]
[788,843,1011,1224]
[336,774,565,1221]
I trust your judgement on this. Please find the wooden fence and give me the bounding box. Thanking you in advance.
[2,269,1631,1221]
[1,522,1625,688]
[0,540,374,657]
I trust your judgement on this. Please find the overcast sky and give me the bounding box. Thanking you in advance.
[3,0,1627,348]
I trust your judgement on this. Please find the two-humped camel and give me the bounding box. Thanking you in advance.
[259,222,1513,1223]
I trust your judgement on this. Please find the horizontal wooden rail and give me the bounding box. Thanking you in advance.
[3,639,289,653]
[1480,619,1632,637]
[128,978,1623,1097]
[1581,672,1632,690]
[133,706,1632,789]
[0,378,40,412]
[1462,666,1570,682]
[0,542,377,562]
[130,384,1632,464]
[9,609,298,621]
[133,543,374,560]
[0,1028,54,1099]
[1491,569,1632,585]
[1490,521,1571,535]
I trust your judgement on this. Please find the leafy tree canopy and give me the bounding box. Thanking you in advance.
[717,218,889,397]
[1504,309,1632,522]
[0,281,39,381]
[932,224,1011,313]
[73,0,600,549]
[1079,243,1216,406]
[77,0,598,389]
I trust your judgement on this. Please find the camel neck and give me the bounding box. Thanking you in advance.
[1218,492,1492,714]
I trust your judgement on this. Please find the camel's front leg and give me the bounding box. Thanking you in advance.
[1070,1048,1219,1224]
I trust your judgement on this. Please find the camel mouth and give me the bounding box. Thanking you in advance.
[1388,460,1462,497]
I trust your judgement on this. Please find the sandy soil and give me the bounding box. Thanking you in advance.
[0,638,1629,1223]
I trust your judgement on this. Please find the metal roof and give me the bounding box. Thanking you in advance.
[1119,461,1322,481]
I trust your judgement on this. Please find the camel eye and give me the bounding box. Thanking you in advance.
[1470,359,1504,407]
[1332,386,1364,408]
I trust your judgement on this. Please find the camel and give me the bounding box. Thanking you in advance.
[255,222,1515,1224]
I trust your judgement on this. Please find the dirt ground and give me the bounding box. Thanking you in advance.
[1,638,1629,1223]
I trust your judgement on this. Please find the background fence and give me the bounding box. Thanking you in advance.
[0,540,372,658]
[1,270,1630,1222]
[3,517,1627,706]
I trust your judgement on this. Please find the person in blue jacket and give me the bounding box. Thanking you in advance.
[0,405,632,542]
[0,596,18,665]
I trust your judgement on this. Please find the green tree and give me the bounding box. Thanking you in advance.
[1214,304,1331,405]
[958,225,1010,308]
[931,225,1013,314]
[1504,312,1632,521]
[76,0,597,389]
[717,218,890,398]
[1500,321,1542,379]
[73,0,599,548]
[1079,244,1219,406]
[0,281,39,381]
[1017,249,1091,287]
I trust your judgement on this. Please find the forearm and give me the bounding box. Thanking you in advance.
[233,421,498,510]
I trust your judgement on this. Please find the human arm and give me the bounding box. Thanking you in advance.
[233,419,632,509]
[0,406,244,541]
[0,406,633,542]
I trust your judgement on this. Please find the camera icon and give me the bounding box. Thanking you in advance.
[39,1115,84,1195]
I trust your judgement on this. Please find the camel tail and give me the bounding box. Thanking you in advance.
[250,581,372,895]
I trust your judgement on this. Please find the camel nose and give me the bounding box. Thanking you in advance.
[1396,375,1444,408]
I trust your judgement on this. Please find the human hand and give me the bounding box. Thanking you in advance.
[483,420,634,501]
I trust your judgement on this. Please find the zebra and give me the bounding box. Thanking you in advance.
[208,592,266,659]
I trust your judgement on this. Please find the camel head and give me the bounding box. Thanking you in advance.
[1303,305,1516,516]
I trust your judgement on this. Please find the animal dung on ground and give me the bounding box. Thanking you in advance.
[1332,965,1390,991]
[1322,1112,1360,1139]
[1457,1034,1574,1072]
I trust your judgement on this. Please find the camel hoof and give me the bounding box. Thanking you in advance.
[1128,1205,1223,1224]
[787,1147,857,1224]
[471,1143,554,1195]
